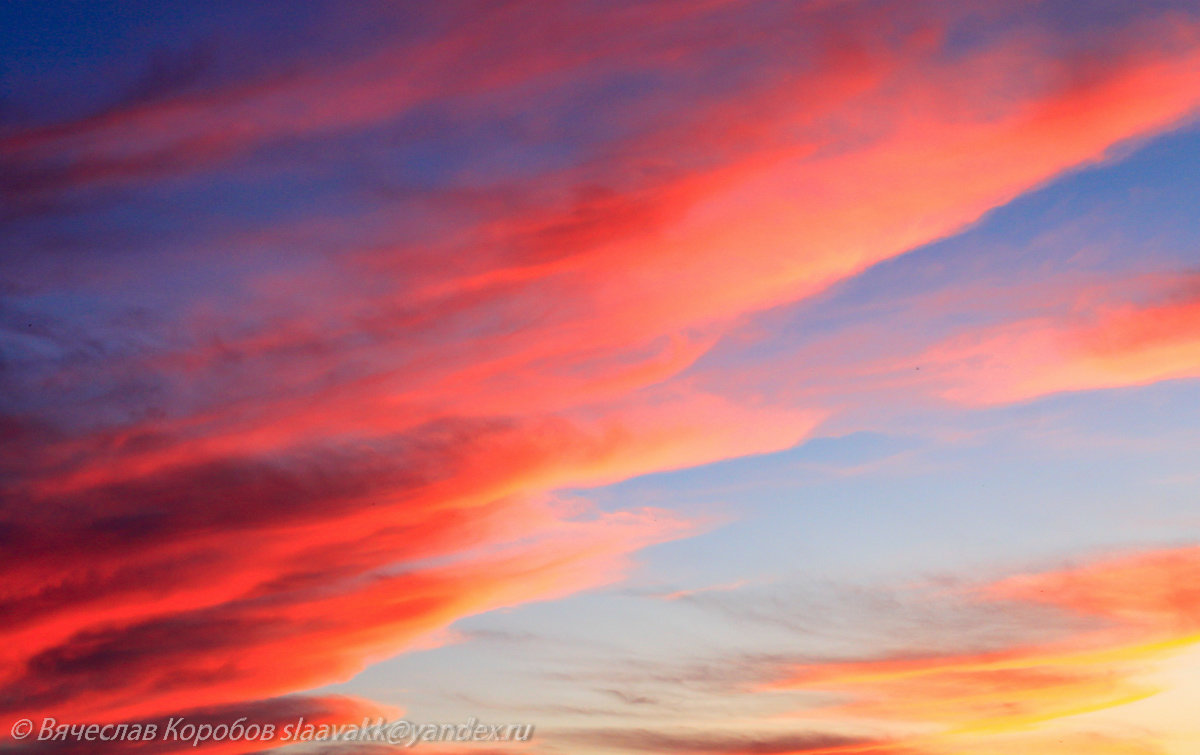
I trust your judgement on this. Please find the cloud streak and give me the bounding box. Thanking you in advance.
[765,547,1200,754]
[923,278,1200,404]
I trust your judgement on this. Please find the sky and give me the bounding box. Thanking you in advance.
[2,1,1200,754]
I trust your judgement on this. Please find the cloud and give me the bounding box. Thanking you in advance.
[918,276,1200,404]
[982,546,1200,634]
[4,0,1200,748]
[556,727,913,755]
[0,442,698,724]
[764,547,1200,754]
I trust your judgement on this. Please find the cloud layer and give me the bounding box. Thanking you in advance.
[4,1,1200,752]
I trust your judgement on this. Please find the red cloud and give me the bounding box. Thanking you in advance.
[4,1,1200,750]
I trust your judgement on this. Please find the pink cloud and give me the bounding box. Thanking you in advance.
[5,1,1200,747]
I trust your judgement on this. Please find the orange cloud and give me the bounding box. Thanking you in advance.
[766,547,1200,754]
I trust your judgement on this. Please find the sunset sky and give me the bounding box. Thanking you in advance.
[2,1,1200,754]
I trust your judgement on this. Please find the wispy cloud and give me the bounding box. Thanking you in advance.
[921,276,1200,404]
[764,547,1200,754]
